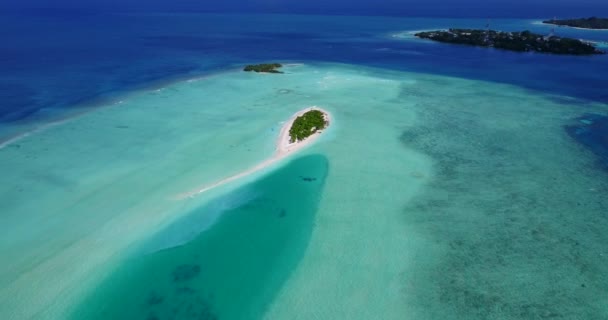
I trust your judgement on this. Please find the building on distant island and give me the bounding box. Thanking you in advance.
[243,63,283,73]
[543,17,608,30]
[415,29,605,55]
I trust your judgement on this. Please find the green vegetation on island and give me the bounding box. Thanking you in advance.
[289,110,327,143]
[415,29,605,55]
[243,63,283,73]
[543,17,608,30]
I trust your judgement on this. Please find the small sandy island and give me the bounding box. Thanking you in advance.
[176,107,331,199]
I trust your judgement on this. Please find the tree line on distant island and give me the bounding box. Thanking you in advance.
[289,110,327,143]
[543,17,608,30]
[415,29,604,55]
[243,63,283,73]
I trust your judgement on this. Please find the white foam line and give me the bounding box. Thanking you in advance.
[0,68,251,150]
[0,98,130,150]
[0,117,72,150]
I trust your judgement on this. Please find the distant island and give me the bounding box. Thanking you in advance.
[289,109,328,143]
[243,63,283,73]
[543,17,608,30]
[415,29,605,55]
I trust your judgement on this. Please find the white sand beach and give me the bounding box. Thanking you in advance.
[176,107,331,199]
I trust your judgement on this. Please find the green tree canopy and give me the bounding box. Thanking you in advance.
[289,110,327,143]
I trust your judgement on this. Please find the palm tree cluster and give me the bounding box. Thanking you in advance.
[289,110,327,143]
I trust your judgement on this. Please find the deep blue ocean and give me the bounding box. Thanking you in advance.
[2,12,608,124]
[3,12,608,164]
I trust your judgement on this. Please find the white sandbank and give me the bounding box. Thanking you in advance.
[176,107,331,199]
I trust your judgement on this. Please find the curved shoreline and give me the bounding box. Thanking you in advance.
[0,64,315,151]
[0,67,245,150]
[176,107,331,199]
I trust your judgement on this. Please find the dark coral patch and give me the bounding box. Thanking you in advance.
[175,287,197,295]
[146,291,164,305]
[172,264,201,282]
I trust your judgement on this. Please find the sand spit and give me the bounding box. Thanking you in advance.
[176,107,331,199]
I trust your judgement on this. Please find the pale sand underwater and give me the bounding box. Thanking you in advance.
[177,107,331,199]
[1,63,608,319]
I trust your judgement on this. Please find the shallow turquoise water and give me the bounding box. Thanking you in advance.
[69,155,328,320]
[1,63,607,319]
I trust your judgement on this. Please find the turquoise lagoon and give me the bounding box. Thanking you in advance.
[70,154,329,320]
[1,63,608,319]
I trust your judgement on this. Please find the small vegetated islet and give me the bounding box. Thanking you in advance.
[243,63,283,73]
[289,110,327,143]
[415,29,604,55]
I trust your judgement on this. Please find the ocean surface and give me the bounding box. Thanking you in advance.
[1,12,608,320]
